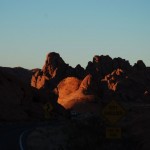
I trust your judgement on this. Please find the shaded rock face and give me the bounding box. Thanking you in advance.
[0,67,66,121]
[0,67,32,85]
[42,52,67,78]
[0,69,33,121]
[101,69,126,92]
[75,64,85,79]
[27,118,104,150]
[134,60,146,71]
[116,69,150,102]
[0,69,33,105]
[86,55,131,79]
[100,66,150,102]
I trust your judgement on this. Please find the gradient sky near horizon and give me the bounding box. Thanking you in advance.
[0,0,150,69]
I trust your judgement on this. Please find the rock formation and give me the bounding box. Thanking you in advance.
[0,51,148,149]
[31,52,71,90]
[86,55,131,79]
[1,51,150,121]
[0,66,65,121]
[30,52,150,114]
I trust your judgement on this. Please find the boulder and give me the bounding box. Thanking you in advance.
[57,76,99,114]
[57,77,81,99]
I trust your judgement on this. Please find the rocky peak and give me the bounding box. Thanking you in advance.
[86,55,132,79]
[75,64,85,79]
[86,55,113,77]
[113,57,131,71]
[42,52,66,78]
[134,60,146,70]
[93,55,100,63]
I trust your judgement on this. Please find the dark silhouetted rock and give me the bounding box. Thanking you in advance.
[134,60,146,71]
[0,66,32,85]
[86,55,132,81]
[0,68,32,121]
[75,64,85,79]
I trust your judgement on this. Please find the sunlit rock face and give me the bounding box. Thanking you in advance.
[31,52,150,114]
[31,52,68,89]
[101,68,125,92]
[57,75,100,115]
[57,77,81,100]
[31,52,85,90]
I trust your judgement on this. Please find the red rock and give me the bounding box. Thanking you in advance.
[57,76,99,114]
[31,52,68,89]
[57,77,81,99]
[134,60,146,70]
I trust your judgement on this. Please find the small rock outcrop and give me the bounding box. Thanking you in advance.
[134,60,146,70]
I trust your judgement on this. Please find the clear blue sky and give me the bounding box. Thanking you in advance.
[0,0,150,69]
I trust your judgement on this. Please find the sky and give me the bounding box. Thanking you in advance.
[0,0,150,69]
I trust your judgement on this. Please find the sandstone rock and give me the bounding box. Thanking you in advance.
[101,69,125,91]
[31,52,68,90]
[42,52,67,78]
[79,74,92,91]
[79,74,98,94]
[57,77,81,99]
[57,77,99,114]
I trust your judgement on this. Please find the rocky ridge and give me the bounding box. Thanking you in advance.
[0,52,150,121]
[31,52,150,113]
